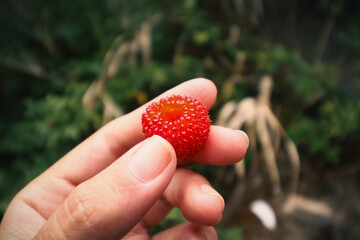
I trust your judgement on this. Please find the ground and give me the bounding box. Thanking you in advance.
[225,152,360,240]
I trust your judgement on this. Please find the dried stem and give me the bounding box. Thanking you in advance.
[217,75,301,222]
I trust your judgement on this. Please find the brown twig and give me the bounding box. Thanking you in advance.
[216,75,301,222]
[312,1,343,65]
[82,15,160,123]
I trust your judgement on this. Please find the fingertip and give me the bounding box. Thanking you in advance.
[152,135,177,162]
[182,184,224,226]
[192,126,248,165]
[236,130,249,148]
[159,169,224,227]
[191,78,217,95]
[127,135,176,182]
[200,184,225,211]
[183,78,217,109]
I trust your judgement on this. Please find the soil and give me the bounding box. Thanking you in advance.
[222,153,360,240]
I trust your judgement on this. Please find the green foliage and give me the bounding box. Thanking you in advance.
[288,98,360,164]
[0,83,101,211]
[229,38,360,164]
[150,208,244,239]
[149,208,186,235]
[216,226,243,240]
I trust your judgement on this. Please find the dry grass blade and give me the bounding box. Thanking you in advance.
[227,98,257,129]
[221,160,246,224]
[82,80,104,109]
[102,92,124,125]
[217,75,301,223]
[265,108,300,195]
[256,113,281,195]
[216,101,238,127]
[82,15,160,124]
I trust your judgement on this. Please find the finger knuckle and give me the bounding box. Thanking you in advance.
[64,187,99,229]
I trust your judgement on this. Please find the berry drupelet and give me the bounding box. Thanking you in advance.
[142,95,211,159]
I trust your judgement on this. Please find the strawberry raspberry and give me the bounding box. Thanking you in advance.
[142,95,211,159]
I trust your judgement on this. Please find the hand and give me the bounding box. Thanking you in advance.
[0,78,248,240]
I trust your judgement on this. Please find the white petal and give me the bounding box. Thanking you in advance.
[250,199,277,230]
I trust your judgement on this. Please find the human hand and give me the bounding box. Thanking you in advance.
[0,78,248,240]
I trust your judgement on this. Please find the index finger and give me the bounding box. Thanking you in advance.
[52,78,218,185]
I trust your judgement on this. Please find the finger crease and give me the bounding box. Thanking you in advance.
[21,198,48,220]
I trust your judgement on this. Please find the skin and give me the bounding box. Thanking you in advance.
[0,78,249,240]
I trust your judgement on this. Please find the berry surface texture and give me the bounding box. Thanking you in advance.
[142,95,211,160]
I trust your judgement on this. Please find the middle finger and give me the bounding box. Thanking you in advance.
[140,168,225,228]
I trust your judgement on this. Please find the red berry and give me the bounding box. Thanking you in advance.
[142,95,211,159]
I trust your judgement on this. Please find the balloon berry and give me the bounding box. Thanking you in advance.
[142,95,211,159]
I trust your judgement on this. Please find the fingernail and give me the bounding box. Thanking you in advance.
[200,184,225,209]
[237,130,249,148]
[127,135,172,182]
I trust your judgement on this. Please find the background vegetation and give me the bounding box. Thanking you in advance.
[1,0,359,239]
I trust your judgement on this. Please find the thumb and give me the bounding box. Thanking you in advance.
[34,135,177,240]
